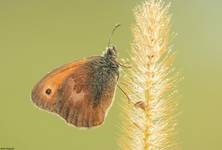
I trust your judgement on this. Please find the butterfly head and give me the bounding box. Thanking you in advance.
[104,46,118,60]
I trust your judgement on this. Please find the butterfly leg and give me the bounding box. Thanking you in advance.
[117,84,131,103]
[116,61,132,69]
[117,84,146,111]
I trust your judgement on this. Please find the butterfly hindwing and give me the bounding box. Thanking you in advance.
[55,56,119,127]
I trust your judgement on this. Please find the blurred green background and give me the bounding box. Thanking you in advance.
[0,0,222,149]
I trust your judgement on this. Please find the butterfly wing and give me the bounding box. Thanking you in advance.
[31,59,88,111]
[32,56,119,128]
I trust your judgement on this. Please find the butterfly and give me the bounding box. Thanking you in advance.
[31,24,123,128]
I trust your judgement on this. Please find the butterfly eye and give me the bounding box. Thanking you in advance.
[45,88,52,95]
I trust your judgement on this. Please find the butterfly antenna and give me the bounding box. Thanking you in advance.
[107,24,121,48]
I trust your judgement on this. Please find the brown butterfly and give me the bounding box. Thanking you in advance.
[31,24,123,128]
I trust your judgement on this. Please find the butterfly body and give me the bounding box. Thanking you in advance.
[32,47,119,128]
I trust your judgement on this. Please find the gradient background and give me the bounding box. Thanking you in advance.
[0,0,222,149]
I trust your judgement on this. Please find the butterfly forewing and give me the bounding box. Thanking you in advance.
[31,59,87,111]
